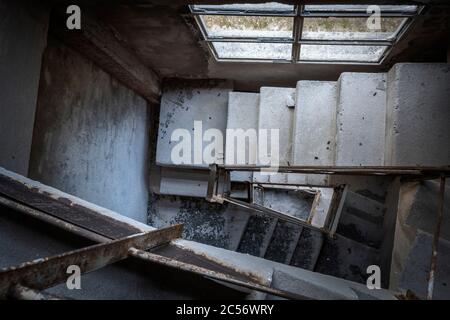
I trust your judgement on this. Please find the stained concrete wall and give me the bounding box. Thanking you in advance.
[389,180,450,299]
[0,0,49,175]
[29,37,150,223]
[385,63,450,166]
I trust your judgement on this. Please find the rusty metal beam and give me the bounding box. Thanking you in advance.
[427,176,446,300]
[221,196,327,233]
[0,225,183,298]
[216,165,450,177]
[128,248,310,300]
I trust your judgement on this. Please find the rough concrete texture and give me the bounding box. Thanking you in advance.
[29,39,149,223]
[310,188,335,229]
[226,92,259,182]
[389,180,450,299]
[292,81,337,185]
[253,87,295,184]
[0,206,244,299]
[345,191,385,223]
[0,0,49,175]
[337,191,386,249]
[158,167,211,198]
[156,80,233,168]
[177,239,396,300]
[399,232,450,299]
[336,73,387,166]
[258,87,295,166]
[257,188,314,220]
[404,180,450,241]
[1,166,396,300]
[265,221,303,264]
[337,211,383,249]
[149,194,250,251]
[385,63,450,166]
[290,228,324,271]
[316,234,381,285]
[237,216,278,257]
[96,3,448,92]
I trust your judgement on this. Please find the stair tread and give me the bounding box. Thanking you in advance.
[264,221,303,264]
[336,72,387,166]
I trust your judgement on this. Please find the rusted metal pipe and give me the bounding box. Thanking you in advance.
[128,247,310,300]
[217,165,450,178]
[427,176,446,300]
[0,225,183,298]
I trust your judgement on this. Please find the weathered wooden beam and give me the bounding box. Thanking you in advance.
[51,7,161,103]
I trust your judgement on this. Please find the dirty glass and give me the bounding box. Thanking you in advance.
[300,44,387,62]
[201,15,293,38]
[301,17,407,41]
[213,42,292,60]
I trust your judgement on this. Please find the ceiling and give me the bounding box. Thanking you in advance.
[54,1,450,91]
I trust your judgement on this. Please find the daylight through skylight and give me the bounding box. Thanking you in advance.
[190,3,420,64]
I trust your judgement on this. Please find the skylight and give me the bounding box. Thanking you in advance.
[190,3,420,64]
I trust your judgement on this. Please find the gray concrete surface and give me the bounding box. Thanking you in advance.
[385,63,450,166]
[336,72,387,166]
[0,0,49,175]
[156,79,232,168]
[226,92,259,182]
[149,194,251,251]
[1,167,397,300]
[159,167,211,198]
[98,4,449,92]
[292,81,337,185]
[389,180,450,298]
[254,87,295,184]
[28,38,150,223]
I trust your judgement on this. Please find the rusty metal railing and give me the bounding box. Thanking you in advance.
[206,164,450,299]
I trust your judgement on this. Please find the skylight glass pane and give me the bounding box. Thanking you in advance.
[300,44,387,62]
[304,5,418,13]
[192,3,295,14]
[213,42,292,60]
[302,17,406,40]
[200,15,293,38]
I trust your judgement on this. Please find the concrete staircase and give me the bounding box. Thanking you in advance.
[153,63,450,284]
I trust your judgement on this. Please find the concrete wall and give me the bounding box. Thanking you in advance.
[385,63,450,166]
[29,37,150,223]
[0,0,49,175]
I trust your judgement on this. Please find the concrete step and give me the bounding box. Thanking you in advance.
[315,234,381,284]
[237,216,278,257]
[335,72,387,166]
[292,80,337,185]
[158,167,210,198]
[395,231,450,299]
[253,86,295,184]
[290,228,324,270]
[264,221,303,264]
[344,191,385,223]
[226,92,259,182]
[337,210,383,249]
[150,194,250,251]
[385,63,450,166]
[156,80,233,168]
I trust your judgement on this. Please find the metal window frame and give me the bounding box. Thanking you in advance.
[189,4,423,65]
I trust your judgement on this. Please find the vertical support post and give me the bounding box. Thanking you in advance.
[206,164,218,202]
[427,176,446,300]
